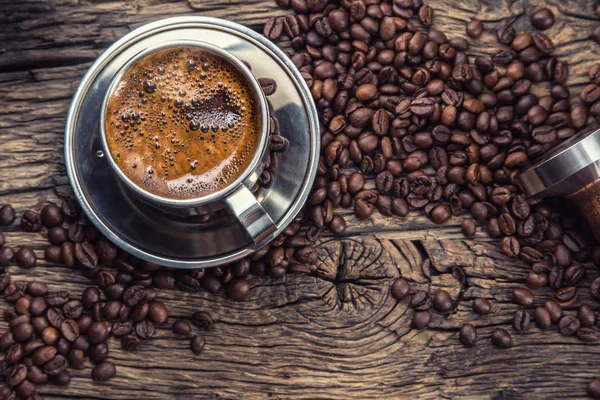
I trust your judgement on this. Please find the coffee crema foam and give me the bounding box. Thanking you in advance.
[105,46,261,199]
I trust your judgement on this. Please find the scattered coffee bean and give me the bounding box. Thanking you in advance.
[534,306,551,329]
[191,335,206,355]
[21,211,42,232]
[461,219,477,237]
[40,204,63,228]
[466,19,484,38]
[513,310,531,332]
[578,304,596,327]
[491,328,513,348]
[531,8,554,31]
[558,315,580,336]
[472,298,491,315]
[512,288,534,307]
[173,320,192,336]
[0,205,15,226]
[191,311,213,329]
[391,278,410,300]
[433,290,453,313]
[412,311,431,330]
[92,362,116,381]
[15,248,36,269]
[411,291,432,311]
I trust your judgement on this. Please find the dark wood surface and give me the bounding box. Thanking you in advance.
[1,0,600,398]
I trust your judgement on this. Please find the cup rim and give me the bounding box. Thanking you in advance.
[99,39,270,208]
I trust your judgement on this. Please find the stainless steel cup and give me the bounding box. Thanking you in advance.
[99,39,276,244]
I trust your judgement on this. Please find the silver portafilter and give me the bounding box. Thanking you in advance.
[516,126,600,242]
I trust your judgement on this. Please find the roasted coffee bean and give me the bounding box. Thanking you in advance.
[0,247,14,267]
[497,24,516,44]
[412,310,431,330]
[59,199,79,221]
[471,202,488,221]
[354,190,378,220]
[32,346,57,366]
[391,198,409,217]
[47,227,67,246]
[173,320,192,336]
[429,204,451,224]
[512,288,533,307]
[27,365,47,385]
[459,324,477,346]
[534,306,551,329]
[472,298,491,315]
[43,354,66,376]
[122,285,146,308]
[564,264,585,285]
[192,311,213,329]
[130,302,148,322]
[46,292,69,308]
[74,242,98,270]
[558,315,580,336]
[62,300,82,320]
[111,321,132,337]
[433,290,453,313]
[591,277,600,299]
[6,343,22,364]
[134,320,155,339]
[491,328,513,348]
[40,204,63,228]
[461,219,476,237]
[28,297,46,317]
[501,236,520,257]
[13,380,35,398]
[145,300,168,325]
[13,323,33,343]
[87,321,109,344]
[578,304,596,328]
[60,242,75,267]
[513,310,531,332]
[105,283,125,301]
[21,211,42,232]
[531,8,554,30]
[95,240,117,264]
[59,319,79,342]
[92,361,116,381]
[7,364,27,387]
[82,287,100,309]
[498,213,516,236]
[121,334,139,351]
[466,19,484,38]
[15,248,36,269]
[191,335,206,355]
[0,205,15,226]
[88,343,109,364]
[45,308,64,330]
[526,272,548,289]
[577,327,598,342]
[329,215,347,234]
[411,291,431,311]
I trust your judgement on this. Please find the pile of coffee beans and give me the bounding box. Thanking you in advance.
[263,0,600,397]
[0,201,228,398]
[1,0,600,398]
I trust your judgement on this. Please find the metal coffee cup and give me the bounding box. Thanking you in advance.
[99,40,276,244]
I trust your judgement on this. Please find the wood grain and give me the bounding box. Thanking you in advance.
[1,0,600,398]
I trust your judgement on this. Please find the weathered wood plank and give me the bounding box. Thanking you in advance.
[1,0,600,398]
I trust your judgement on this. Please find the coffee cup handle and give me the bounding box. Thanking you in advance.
[225,185,277,244]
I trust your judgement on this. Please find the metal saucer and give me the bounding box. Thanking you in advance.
[64,17,319,269]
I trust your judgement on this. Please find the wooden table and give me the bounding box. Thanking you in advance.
[2,0,600,398]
